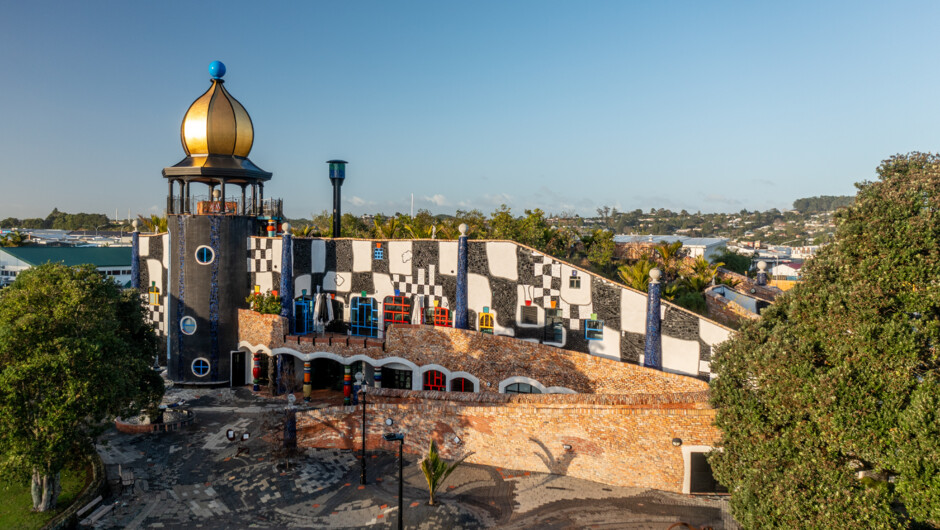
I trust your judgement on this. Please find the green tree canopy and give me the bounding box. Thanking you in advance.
[710,153,940,527]
[0,263,164,511]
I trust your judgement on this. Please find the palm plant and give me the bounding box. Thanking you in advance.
[136,214,168,233]
[688,256,723,283]
[654,240,684,281]
[373,216,403,239]
[291,225,317,237]
[618,259,655,292]
[418,440,472,506]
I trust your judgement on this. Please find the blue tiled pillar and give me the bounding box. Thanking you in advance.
[756,261,768,286]
[280,224,294,327]
[454,223,469,329]
[130,224,140,290]
[644,268,663,369]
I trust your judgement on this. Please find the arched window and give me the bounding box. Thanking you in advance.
[383,295,412,326]
[504,383,542,394]
[478,310,493,334]
[350,296,378,337]
[424,305,451,327]
[450,378,475,392]
[422,370,446,391]
[148,282,160,306]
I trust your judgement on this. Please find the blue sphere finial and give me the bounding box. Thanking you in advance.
[209,61,226,79]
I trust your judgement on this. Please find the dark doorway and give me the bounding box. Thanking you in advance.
[231,351,246,387]
[690,452,728,494]
[383,367,413,390]
[310,358,345,391]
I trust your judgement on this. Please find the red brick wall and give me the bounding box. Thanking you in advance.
[297,388,719,492]
[238,310,708,395]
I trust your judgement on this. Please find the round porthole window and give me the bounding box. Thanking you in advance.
[195,246,215,265]
[192,358,210,377]
[180,316,197,335]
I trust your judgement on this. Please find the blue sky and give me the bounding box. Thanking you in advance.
[2,1,939,220]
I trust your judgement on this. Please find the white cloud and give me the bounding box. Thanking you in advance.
[349,196,368,207]
[423,194,448,206]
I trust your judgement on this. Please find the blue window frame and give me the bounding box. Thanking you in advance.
[294,295,315,335]
[195,246,215,265]
[585,319,604,340]
[374,247,384,260]
[350,297,378,338]
[192,358,210,377]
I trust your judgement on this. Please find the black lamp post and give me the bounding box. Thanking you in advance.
[356,371,367,485]
[327,160,347,238]
[383,432,405,530]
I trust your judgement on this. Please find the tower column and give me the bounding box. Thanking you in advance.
[303,361,311,401]
[240,185,247,215]
[454,223,469,329]
[259,183,264,213]
[167,180,174,214]
[327,160,347,237]
[252,353,261,392]
[644,268,663,369]
[280,224,294,326]
[756,261,768,286]
[343,364,352,405]
[131,220,140,290]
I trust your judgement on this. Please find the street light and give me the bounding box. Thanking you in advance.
[356,371,368,485]
[383,432,405,530]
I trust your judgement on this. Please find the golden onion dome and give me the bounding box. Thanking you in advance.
[180,61,254,157]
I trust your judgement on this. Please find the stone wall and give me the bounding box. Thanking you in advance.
[296,388,719,492]
[238,309,710,395]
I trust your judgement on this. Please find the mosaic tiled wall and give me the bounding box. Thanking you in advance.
[250,237,731,380]
[138,233,170,338]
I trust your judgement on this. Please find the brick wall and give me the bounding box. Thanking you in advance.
[296,388,719,492]
[704,291,759,328]
[238,309,709,395]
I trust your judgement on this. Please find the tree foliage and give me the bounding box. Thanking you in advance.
[711,248,751,275]
[710,153,940,527]
[0,263,164,511]
[792,195,855,214]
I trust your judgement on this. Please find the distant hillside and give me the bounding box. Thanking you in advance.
[792,195,854,214]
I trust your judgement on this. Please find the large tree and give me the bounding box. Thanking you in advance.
[709,153,940,527]
[0,263,164,511]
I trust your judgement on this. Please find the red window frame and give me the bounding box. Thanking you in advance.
[450,377,474,392]
[423,370,446,391]
[383,296,412,325]
[433,307,451,327]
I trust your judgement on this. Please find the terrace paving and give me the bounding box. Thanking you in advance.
[91,385,738,529]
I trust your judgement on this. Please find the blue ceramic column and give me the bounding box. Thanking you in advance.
[280,223,294,327]
[454,223,469,329]
[644,268,663,369]
[755,260,768,286]
[130,220,140,290]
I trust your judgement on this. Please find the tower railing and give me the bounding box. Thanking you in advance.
[167,195,283,218]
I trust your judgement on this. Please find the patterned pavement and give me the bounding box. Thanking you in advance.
[91,385,737,529]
